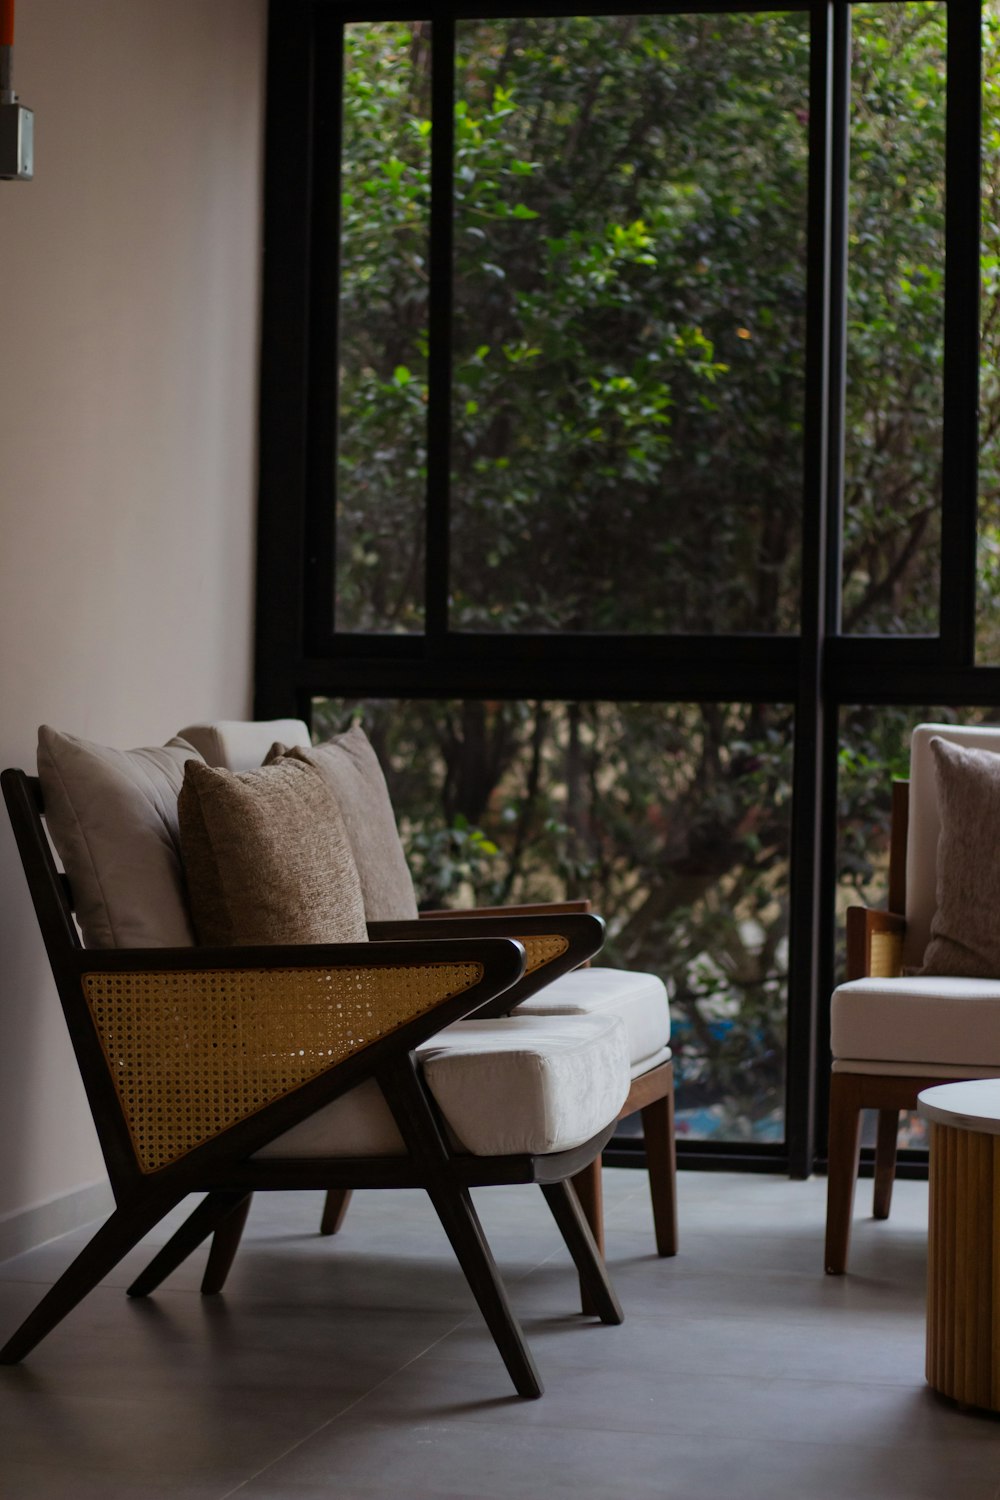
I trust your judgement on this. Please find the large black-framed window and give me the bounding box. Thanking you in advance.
[255,0,992,1176]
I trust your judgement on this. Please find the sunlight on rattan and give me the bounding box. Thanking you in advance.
[869,931,903,979]
[520,934,568,974]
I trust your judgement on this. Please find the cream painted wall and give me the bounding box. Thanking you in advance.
[0,0,266,1228]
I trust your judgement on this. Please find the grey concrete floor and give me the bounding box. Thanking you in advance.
[0,1168,997,1499]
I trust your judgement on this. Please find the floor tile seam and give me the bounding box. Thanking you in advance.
[335,1412,1000,1450]
[213,1310,493,1497]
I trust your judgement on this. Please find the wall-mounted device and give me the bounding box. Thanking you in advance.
[0,0,33,180]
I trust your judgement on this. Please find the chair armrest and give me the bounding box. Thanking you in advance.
[368,912,605,1016]
[419,900,592,918]
[71,937,526,1176]
[844,906,906,982]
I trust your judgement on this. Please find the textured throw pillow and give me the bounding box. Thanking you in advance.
[920,736,1000,977]
[267,726,418,921]
[178,757,368,947]
[37,725,203,949]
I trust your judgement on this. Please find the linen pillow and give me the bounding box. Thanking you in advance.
[267,726,418,921]
[178,757,367,947]
[920,735,1000,977]
[37,725,203,949]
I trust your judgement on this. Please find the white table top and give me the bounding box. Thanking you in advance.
[918,1080,1000,1135]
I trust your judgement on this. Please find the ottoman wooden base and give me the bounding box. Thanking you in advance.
[926,1121,1000,1412]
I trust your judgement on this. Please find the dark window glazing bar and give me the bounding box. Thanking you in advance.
[425,16,455,642]
[305,15,344,648]
[939,0,982,662]
[785,0,834,1182]
[324,2,813,22]
[812,0,852,1164]
[825,0,849,638]
[254,3,318,720]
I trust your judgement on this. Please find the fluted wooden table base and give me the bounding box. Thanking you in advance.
[926,1122,1000,1411]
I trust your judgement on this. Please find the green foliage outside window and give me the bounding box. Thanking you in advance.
[326,7,1000,1142]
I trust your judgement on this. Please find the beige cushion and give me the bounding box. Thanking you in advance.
[831,974,1000,1072]
[257,1012,631,1159]
[37,725,203,949]
[918,737,1000,977]
[177,719,311,774]
[269,727,418,921]
[514,967,670,1078]
[904,723,1000,969]
[178,758,367,946]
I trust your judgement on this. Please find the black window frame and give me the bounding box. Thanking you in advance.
[255,0,992,1177]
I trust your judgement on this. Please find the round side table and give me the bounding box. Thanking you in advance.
[918,1080,1000,1412]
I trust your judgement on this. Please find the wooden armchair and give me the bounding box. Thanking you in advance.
[826,723,1000,1274]
[180,720,678,1276]
[1,763,631,1398]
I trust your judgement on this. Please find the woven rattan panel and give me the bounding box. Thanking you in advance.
[83,962,483,1174]
[520,935,568,974]
[870,931,903,978]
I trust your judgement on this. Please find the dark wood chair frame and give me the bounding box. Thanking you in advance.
[324,903,678,1275]
[0,769,625,1398]
[825,777,963,1275]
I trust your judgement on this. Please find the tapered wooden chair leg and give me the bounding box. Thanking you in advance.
[320,1188,352,1236]
[571,1155,605,1315]
[1,1199,172,1364]
[201,1193,253,1294]
[825,1074,864,1275]
[541,1180,623,1325]
[427,1182,543,1399]
[642,1083,678,1257]
[872,1109,899,1221]
[128,1191,251,1298]
[570,1157,604,1251]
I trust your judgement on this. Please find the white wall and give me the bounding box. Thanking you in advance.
[0,0,266,1239]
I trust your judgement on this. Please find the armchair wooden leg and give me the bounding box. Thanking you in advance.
[872,1109,899,1221]
[642,1083,678,1257]
[541,1180,623,1325]
[201,1194,253,1294]
[825,1074,864,1275]
[426,1182,543,1399]
[127,1191,251,1298]
[571,1155,604,1316]
[570,1157,604,1253]
[320,1188,352,1236]
[1,1199,173,1364]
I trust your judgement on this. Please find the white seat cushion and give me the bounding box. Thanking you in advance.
[514,967,670,1078]
[177,719,311,774]
[831,975,1000,1075]
[257,1012,631,1159]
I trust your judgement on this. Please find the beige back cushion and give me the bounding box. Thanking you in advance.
[37,725,203,949]
[918,737,1000,977]
[177,719,311,774]
[269,727,418,922]
[904,723,1000,969]
[178,757,367,947]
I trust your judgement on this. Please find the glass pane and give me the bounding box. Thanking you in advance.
[842,3,946,635]
[313,697,793,1144]
[978,5,1000,661]
[336,22,431,633]
[448,14,810,634]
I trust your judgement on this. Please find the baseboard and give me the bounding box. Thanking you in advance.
[0,1178,114,1264]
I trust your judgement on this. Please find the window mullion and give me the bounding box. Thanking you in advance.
[939,0,982,663]
[425,16,456,643]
